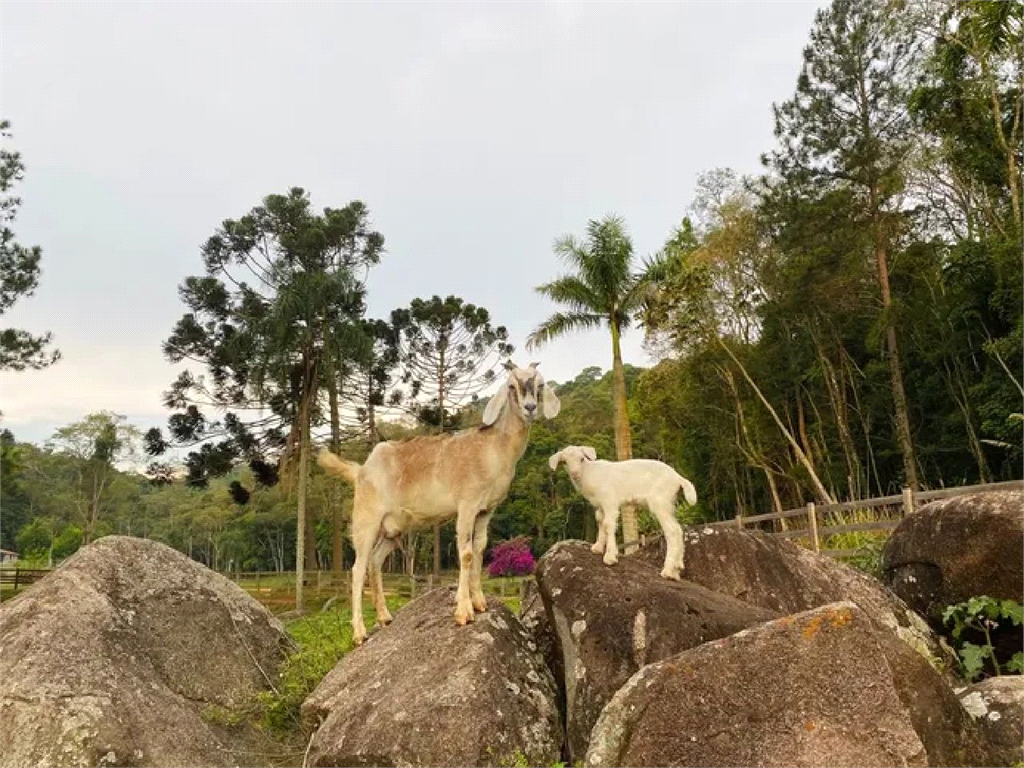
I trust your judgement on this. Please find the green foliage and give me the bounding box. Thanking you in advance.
[149,188,384,489]
[255,596,407,733]
[0,119,60,371]
[392,294,514,431]
[942,596,1024,680]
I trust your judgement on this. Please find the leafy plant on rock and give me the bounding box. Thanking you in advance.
[942,596,1024,680]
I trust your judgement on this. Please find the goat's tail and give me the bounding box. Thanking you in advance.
[317,448,361,485]
[676,474,698,507]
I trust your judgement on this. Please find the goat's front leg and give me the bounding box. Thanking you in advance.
[591,508,607,554]
[470,510,492,613]
[601,504,621,566]
[453,505,477,626]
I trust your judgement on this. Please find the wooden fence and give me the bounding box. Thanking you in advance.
[225,568,527,602]
[698,479,1024,559]
[0,567,52,593]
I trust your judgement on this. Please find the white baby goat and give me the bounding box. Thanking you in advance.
[548,445,697,580]
[319,361,560,645]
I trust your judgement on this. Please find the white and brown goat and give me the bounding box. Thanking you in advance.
[318,361,560,644]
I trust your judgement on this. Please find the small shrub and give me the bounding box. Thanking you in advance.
[943,596,1024,681]
[487,536,535,577]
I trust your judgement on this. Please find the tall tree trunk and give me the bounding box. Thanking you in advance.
[716,336,835,504]
[871,196,920,491]
[328,374,344,581]
[610,322,639,553]
[813,332,862,499]
[295,384,313,614]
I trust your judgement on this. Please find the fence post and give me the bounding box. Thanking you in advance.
[902,487,915,517]
[427,573,433,592]
[13,568,19,591]
[807,502,820,553]
[735,514,744,529]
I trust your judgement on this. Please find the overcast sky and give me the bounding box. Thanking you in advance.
[1,0,826,448]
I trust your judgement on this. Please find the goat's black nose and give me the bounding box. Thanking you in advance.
[524,402,537,413]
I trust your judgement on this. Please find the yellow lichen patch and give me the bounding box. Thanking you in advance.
[801,614,824,640]
[804,720,816,732]
[828,607,853,629]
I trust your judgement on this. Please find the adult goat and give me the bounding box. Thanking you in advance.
[318,361,560,644]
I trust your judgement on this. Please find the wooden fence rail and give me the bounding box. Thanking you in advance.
[700,479,1023,559]
[0,567,52,593]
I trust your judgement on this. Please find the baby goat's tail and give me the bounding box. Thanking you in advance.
[317,448,361,485]
[676,473,698,507]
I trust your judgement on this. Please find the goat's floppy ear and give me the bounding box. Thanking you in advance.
[542,381,561,419]
[582,446,597,461]
[548,451,563,471]
[528,361,539,370]
[502,359,518,371]
[482,385,509,426]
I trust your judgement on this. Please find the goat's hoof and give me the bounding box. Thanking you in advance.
[660,568,682,581]
[591,542,604,554]
[377,613,393,627]
[472,597,488,613]
[353,631,367,646]
[603,554,618,566]
[454,606,475,626]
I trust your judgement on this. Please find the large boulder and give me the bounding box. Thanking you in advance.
[881,491,1024,665]
[586,602,987,768]
[636,524,949,668]
[877,629,993,767]
[0,536,293,768]
[301,586,562,767]
[957,677,1024,767]
[535,540,779,762]
[518,578,559,699]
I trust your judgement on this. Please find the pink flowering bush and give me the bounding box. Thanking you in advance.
[487,536,536,577]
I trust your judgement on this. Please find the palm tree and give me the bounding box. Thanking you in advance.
[527,214,648,552]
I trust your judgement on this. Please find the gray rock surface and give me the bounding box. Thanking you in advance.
[301,586,562,767]
[535,540,778,763]
[957,676,1024,767]
[882,491,1024,666]
[636,524,950,668]
[0,535,293,768]
[586,602,930,768]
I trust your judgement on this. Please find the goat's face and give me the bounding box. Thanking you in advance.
[548,445,597,475]
[483,361,561,426]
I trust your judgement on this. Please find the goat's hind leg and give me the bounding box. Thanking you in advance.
[349,486,384,645]
[370,536,398,626]
[650,498,684,580]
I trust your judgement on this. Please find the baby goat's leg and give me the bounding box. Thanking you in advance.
[591,509,607,554]
[600,504,621,566]
[453,504,478,626]
[470,510,492,613]
[649,498,685,580]
[370,537,398,625]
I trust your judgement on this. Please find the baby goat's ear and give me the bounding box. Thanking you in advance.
[502,359,518,371]
[482,385,509,426]
[582,446,597,461]
[548,451,563,471]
